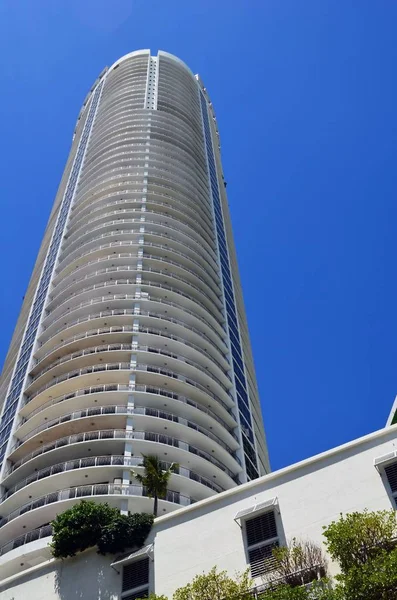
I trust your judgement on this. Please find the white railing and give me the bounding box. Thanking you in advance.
[1,455,223,503]
[36,323,135,364]
[23,383,130,421]
[26,362,131,403]
[0,524,52,557]
[31,343,134,382]
[22,382,236,437]
[0,483,196,529]
[6,429,237,478]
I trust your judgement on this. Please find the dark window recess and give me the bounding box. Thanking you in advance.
[246,460,260,481]
[246,510,279,577]
[246,511,277,547]
[122,557,149,593]
[385,462,397,493]
[249,542,279,578]
[242,434,257,465]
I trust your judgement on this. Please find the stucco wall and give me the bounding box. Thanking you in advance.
[152,426,397,596]
[0,550,120,600]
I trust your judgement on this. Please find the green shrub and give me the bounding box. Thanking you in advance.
[50,500,153,558]
[97,512,153,554]
[172,566,252,600]
[258,581,341,600]
[50,500,118,558]
[322,509,397,573]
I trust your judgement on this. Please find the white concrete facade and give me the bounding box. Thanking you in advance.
[1,425,396,598]
[0,50,268,560]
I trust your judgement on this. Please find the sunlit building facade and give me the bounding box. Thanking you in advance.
[0,50,268,558]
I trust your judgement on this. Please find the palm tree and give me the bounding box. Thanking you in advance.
[133,454,179,517]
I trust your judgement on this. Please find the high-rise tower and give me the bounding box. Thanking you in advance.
[0,50,269,557]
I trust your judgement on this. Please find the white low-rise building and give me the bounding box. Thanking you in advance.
[1,424,396,599]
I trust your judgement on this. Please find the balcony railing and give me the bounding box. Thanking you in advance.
[22,382,237,437]
[31,343,134,382]
[0,524,52,557]
[6,429,238,479]
[49,263,220,312]
[0,483,196,529]
[64,212,217,273]
[134,361,232,412]
[12,405,131,451]
[70,194,212,240]
[62,213,213,258]
[41,294,137,334]
[134,384,237,435]
[56,236,219,293]
[69,201,212,248]
[135,323,227,374]
[22,383,130,421]
[59,215,215,266]
[40,304,225,362]
[13,402,235,456]
[1,454,224,502]
[36,323,135,364]
[46,274,220,324]
[26,362,131,403]
[42,289,224,343]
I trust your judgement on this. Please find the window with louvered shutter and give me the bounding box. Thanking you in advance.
[385,462,397,507]
[385,462,397,493]
[122,557,149,598]
[245,510,279,578]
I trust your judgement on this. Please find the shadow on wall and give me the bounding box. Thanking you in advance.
[54,550,120,600]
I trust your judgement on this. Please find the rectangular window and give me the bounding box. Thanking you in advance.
[245,511,279,577]
[122,557,149,599]
[385,462,397,506]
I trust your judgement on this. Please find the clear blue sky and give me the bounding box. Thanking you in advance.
[0,0,397,471]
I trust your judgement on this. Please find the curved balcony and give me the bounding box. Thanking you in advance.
[78,150,210,209]
[0,524,52,557]
[50,262,219,314]
[60,217,215,272]
[21,384,130,421]
[134,324,228,374]
[74,178,212,233]
[87,124,206,177]
[12,404,236,457]
[20,382,237,436]
[25,362,131,405]
[44,275,223,328]
[40,296,137,341]
[38,304,225,369]
[25,351,232,428]
[35,322,135,365]
[0,482,197,530]
[6,429,239,479]
[51,249,220,303]
[4,429,239,490]
[32,338,229,399]
[40,290,225,347]
[56,225,218,283]
[1,455,224,504]
[70,175,213,228]
[68,191,212,239]
[63,218,217,285]
[61,210,215,257]
[26,344,134,393]
[133,362,232,412]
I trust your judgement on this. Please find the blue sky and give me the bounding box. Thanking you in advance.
[1,0,397,471]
